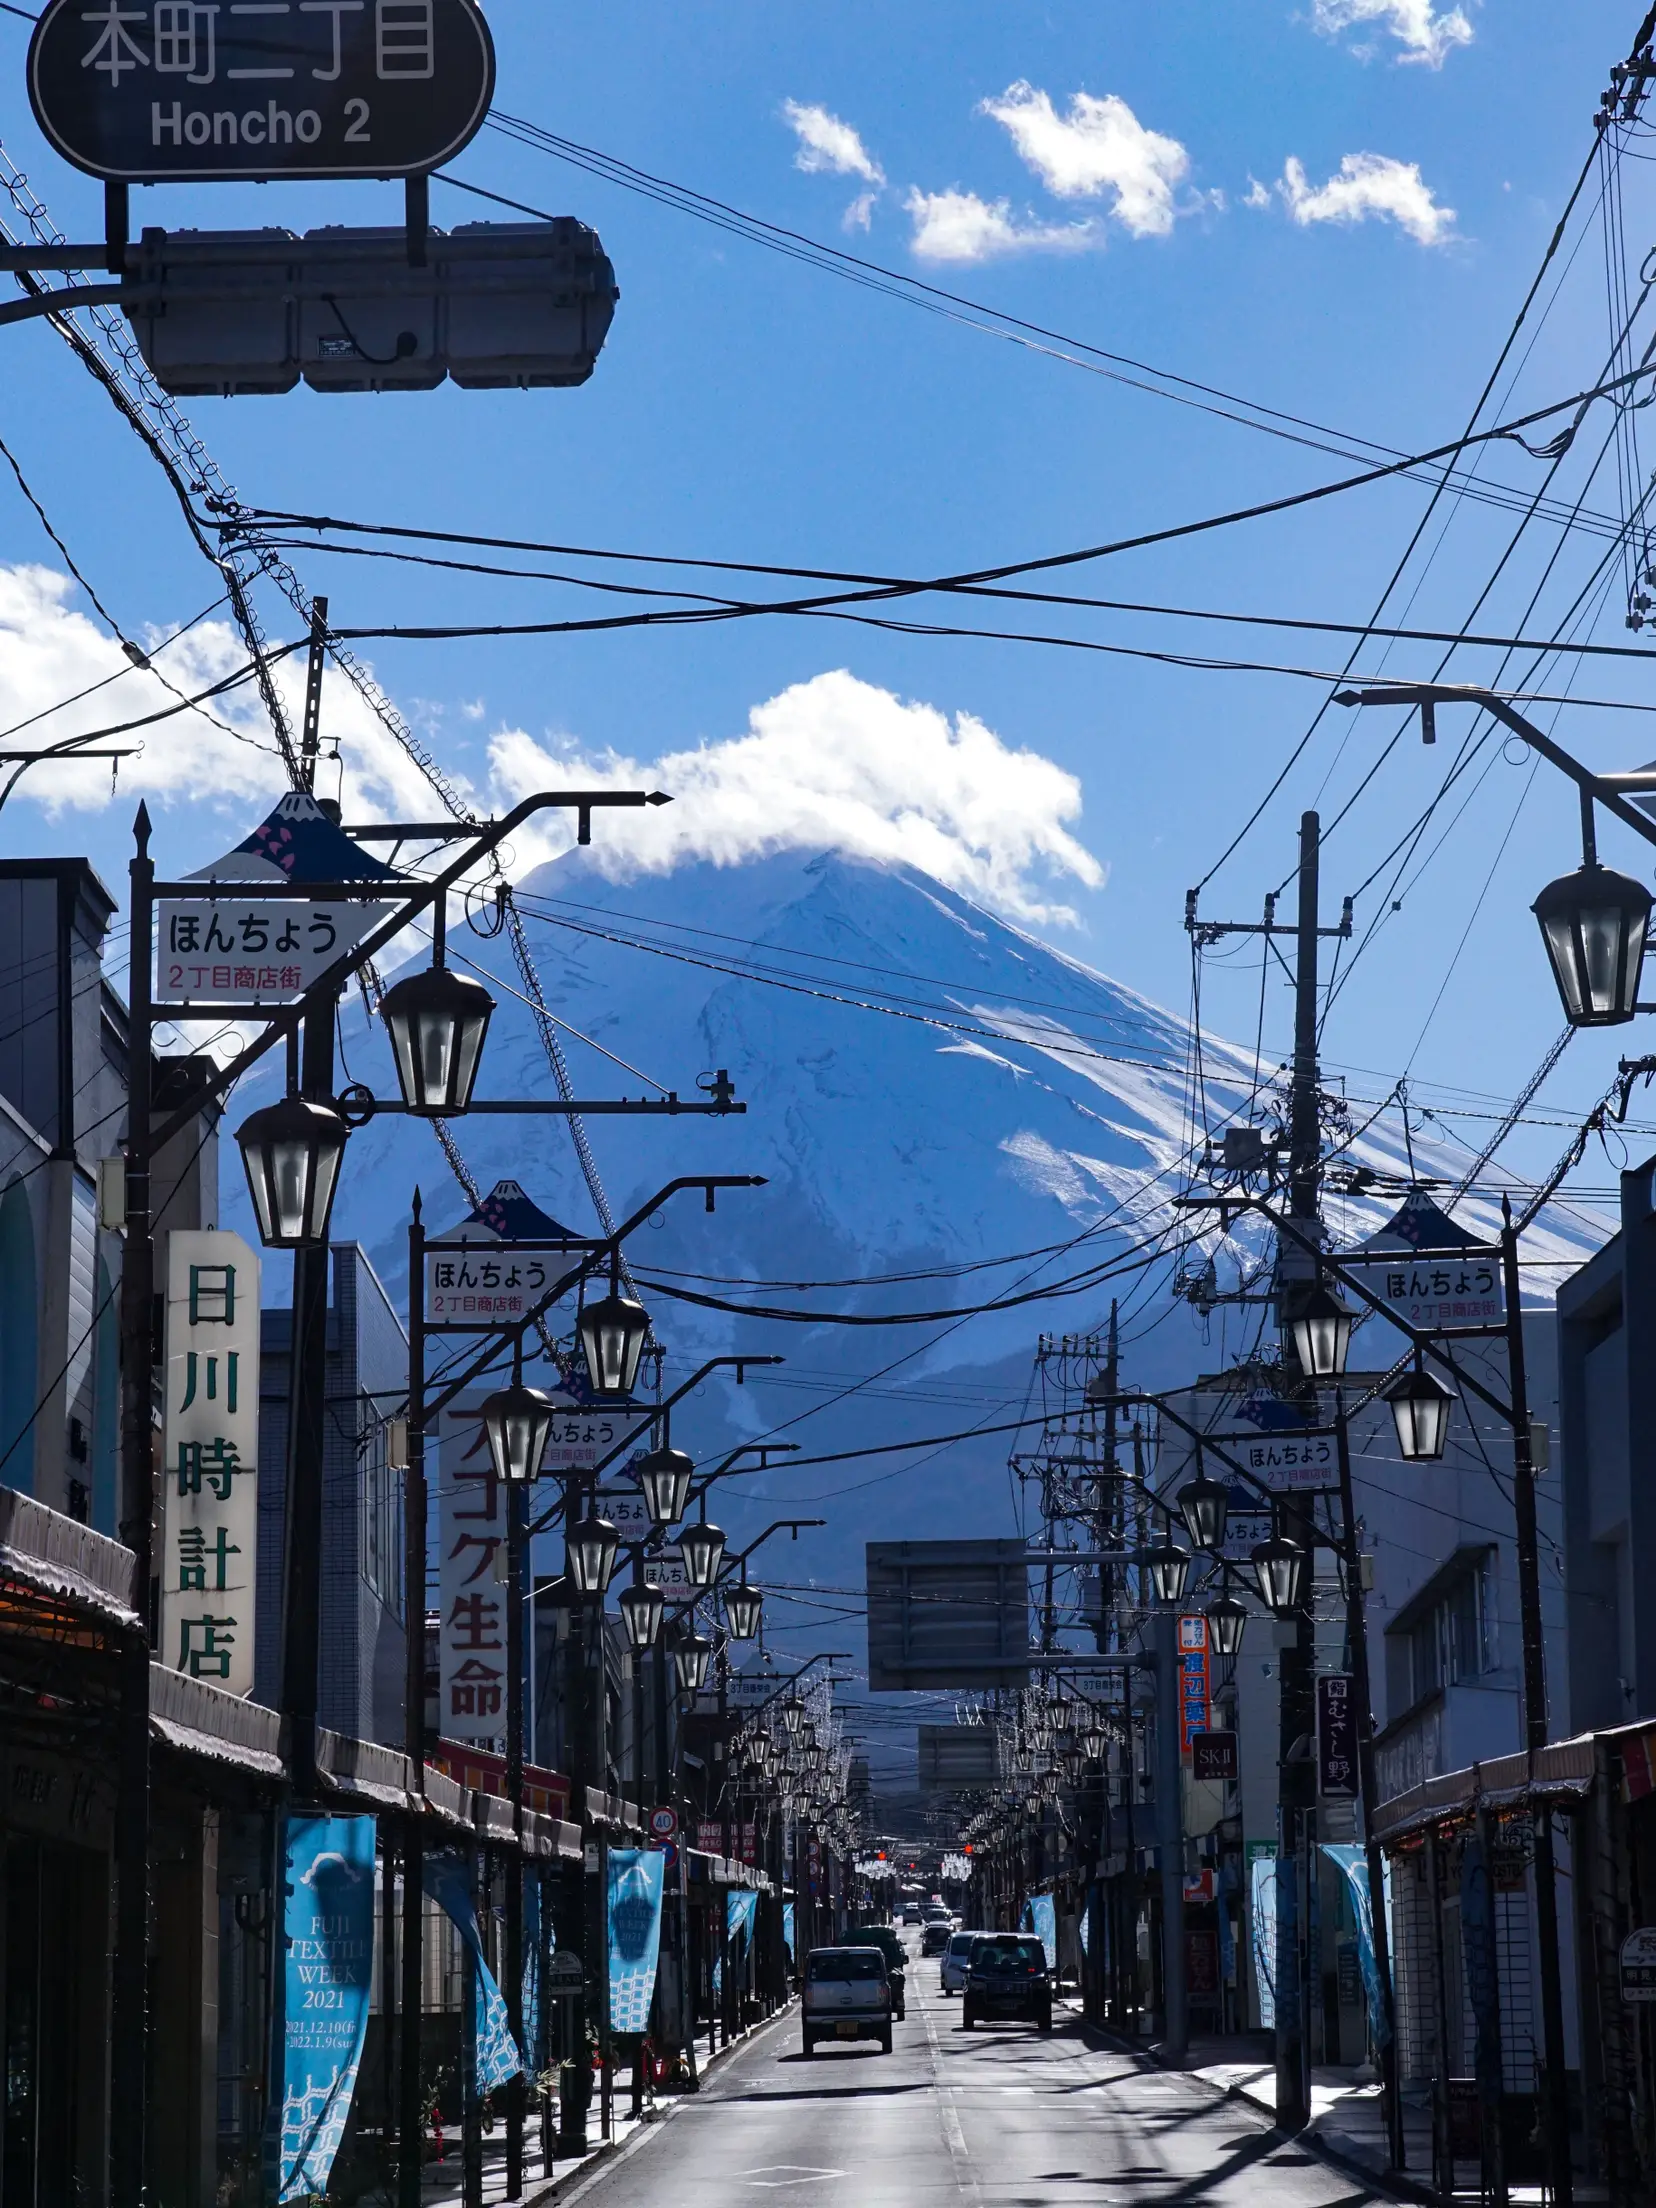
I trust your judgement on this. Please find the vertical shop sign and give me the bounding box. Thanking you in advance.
[438,1400,508,1743]
[1178,1613,1211,1751]
[160,1229,260,1695]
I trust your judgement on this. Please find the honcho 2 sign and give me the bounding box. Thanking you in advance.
[28,0,495,181]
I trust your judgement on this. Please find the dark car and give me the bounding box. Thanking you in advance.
[842,1926,907,2017]
[920,1918,953,1957]
[961,1934,1052,2032]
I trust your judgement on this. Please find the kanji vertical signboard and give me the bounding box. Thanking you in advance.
[437,1402,508,1744]
[28,0,495,181]
[160,1229,260,1696]
[1178,1613,1211,1751]
[1317,1673,1359,1797]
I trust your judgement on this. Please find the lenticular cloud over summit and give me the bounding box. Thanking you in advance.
[487,668,1106,928]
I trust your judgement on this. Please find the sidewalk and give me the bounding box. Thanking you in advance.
[418,2006,794,2208]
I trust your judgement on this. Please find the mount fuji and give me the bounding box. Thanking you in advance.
[300,843,1596,1671]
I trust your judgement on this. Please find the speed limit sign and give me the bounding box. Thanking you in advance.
[648,1806,679,1842]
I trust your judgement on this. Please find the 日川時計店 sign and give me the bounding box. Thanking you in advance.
[28,0,495,183]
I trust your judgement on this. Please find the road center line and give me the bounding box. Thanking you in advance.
[919,1988,981,2206]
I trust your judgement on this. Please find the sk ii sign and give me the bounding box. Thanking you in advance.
[28,0,494,181]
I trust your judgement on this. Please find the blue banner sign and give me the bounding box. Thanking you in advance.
[782,1901,796,1958]
[424,1852,523,2093]
[1021,1892,1057,1971]
[608,1848,666,2034]
[278,1814,376,2203]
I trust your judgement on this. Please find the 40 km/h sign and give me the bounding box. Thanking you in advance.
[28,0,495,182]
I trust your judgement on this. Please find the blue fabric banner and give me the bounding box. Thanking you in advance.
[278,1814,376,2203]
[1021,1892,1057,1971]
[1319,1843,1392,2049]
[782,1901,796,1957]
[728,1888,758,1950]
[523,1874,544,2076]
[608,1849,667,2035]
[1249,1854,1280,2030]
[424,1852,524,2092]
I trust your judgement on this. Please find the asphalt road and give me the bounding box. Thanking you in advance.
[571,1937,1393,2208]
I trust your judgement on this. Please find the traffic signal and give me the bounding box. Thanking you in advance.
[124,219,618,395]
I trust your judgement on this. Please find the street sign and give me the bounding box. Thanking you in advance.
[647,1806,678,1842]
[156,893,392,1006]
[29,0,495,183]
[1620,1927,1656,2002]
[1343,1250,1504,1335]
[918,1725,1001,1791]
[425,1246,560,1331]
[1316,1673,1359,1798]
[539,1401,627,1473]
[599,1490,654,1541]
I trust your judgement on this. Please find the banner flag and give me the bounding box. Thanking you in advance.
[1250,1854,1279,2030]
[728,1889,757,1949]
[1319,1843,1392,2049]
[608,1848,667,2034]
[424,1852,524,2091]
[1020,1892,1057,1972]
[278,1815,376,2203]
[782,1902,796,1958]
[523,1873,544,2075]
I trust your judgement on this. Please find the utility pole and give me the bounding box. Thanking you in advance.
[1186,810,1351,2134]
[399,1194,428,2208]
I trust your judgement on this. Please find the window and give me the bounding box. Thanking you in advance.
[1388,1548,1496,1713]
[360,1406,403,1619]
[807,1951,885,1981]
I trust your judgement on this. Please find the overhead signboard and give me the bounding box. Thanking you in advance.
[866,1540,1030,1693]
[1342,1250,1504,1336]
[159,1229,260,1697]
[29,0,495,183]
[917,1724,1001,1793]
[156,893,393,1006]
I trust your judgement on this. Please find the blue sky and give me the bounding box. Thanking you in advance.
[2,1,1654,1199]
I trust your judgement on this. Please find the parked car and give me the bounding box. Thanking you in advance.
[841,1926,908,2017]
[920,1918,953,1957]
[961,1934,1053,2032]
[801,1947,893,2056]
[939,1929,981,1995]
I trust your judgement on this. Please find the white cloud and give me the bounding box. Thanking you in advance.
[1311,0,1474,68]
[1278,151,1456,244]
[979,81,1191,239]
[2,577,1105,927]
[487,669,1106,928]
[904,187,1096,264]
[0,563,473,826]
[781,99,884,185]
[842,189,879,235]
[1243,176,1273,210]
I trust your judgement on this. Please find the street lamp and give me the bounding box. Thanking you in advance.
[725,1577,763,1641]
[577,1268,650,1398]
[637,1442,694,1528]
[680,1517,727,1591]
[1290,1282,1354,1380]
[1080,1723,1109,1761]
[379,961,495,1116]
[1176,1469,1230,1552]
[782,1695,806,1737]
[566,1513,620,1598]
[236,1090,349,1248]
[1532,858,1651,1027]
[480,1381,556,1487]
[1250,1532,1309,1616]
[1207,1596,1249,1658]
[1384,1362,1456,1462]
[1144,1543,1192,1606]
[619,1579,665,1650]
[1050,1695,1071,1732]
[673,1632,713,1694]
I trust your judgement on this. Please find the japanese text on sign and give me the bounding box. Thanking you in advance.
[1317,1672,1359,1798]
[29,0,495,182]
[438,1404,508,1744]
[156,897,393,1006]
[1178,1613,1210,1753]
[1345,1254,1503,1334]
[160,1230,260,1697]
[424,1246,552,1330]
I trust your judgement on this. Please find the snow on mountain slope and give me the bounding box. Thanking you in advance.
[308,845,1598,1616]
